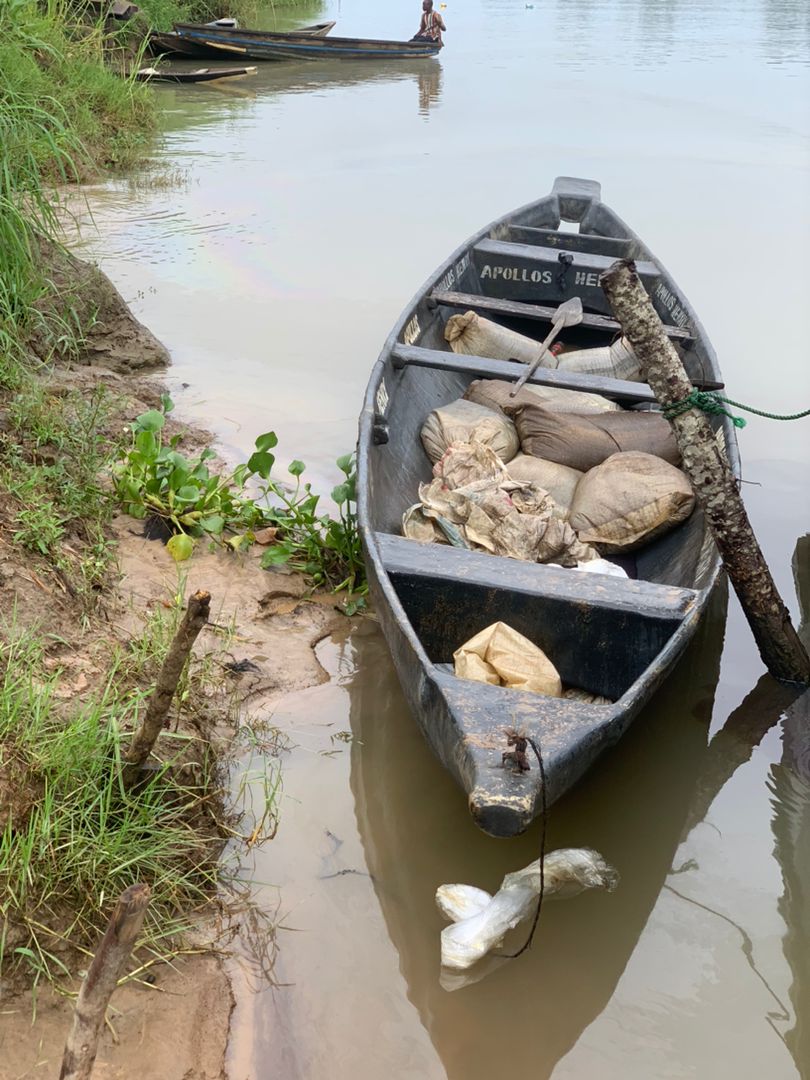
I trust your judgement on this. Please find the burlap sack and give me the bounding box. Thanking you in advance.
[420,399,519,464]
[403,442,596,566]
[506,454,582,519]
[445,311,539,363]
[463,378,622,416]
[569,451,695,553]
[453,621,562,697]
[511,405,680,471]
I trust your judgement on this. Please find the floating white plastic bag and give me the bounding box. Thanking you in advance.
[437,848,619,971]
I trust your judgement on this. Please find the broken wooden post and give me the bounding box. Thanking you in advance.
[125,589,211,775]
[60,883,151,1080]
[600,260,810,686]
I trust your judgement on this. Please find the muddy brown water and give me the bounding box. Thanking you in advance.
[73,0,810,1075]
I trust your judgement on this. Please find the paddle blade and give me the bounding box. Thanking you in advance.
[555,295,584,327]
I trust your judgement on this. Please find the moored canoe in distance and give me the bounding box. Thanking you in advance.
[357,176,740,839]
[147,21,336,58]
[133,65,257,83]
[173,23,442,60]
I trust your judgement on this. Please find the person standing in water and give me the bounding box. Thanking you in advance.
[412,0,446,46]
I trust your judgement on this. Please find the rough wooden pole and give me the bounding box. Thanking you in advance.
[600,260,810,685]
[125,589,211,771]
[60,883,151,1080]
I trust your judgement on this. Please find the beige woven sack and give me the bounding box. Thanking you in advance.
[556,338,644,382]
[420,399,519,464]
[506,454,583,519]
[453,621,562,697]
[463,379,622,415]
[511,405,680,471]
[444,312,540,363]
[569,452,695,553]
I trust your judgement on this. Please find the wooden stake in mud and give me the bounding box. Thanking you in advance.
[600,260,810,686]
[125,589,211,774]
[60,883,151,1080]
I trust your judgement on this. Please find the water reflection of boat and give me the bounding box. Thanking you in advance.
[348,591,728,1078]
[148,21,336,59]
[174,23,442,61]
[357,175,741,838]
[153,60,444,123]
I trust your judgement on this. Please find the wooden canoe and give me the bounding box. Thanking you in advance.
[134,65,257,83]
[172,23,442,60]
[357,176,740,839]
[148,21,336,58]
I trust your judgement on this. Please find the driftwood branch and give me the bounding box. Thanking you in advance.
[600,260,810,685]
[125,589,211,772]
[60,883,151,1080]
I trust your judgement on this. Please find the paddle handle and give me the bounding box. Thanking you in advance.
[510,321,560,396]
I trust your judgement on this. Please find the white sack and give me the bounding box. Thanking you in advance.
[437,848,619,971]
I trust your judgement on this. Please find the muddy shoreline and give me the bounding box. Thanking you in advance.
[0,250,352,1079]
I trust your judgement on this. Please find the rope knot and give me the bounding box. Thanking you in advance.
[663,389,747,428]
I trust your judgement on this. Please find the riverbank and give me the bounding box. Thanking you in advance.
[0,247,358,1076]
[0,4,353,1071]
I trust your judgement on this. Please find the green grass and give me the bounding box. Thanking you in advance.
[0,0,154,368]
[0,630,215,988]
[0,379,122,610]
[0,614,280,992]
[135,0,320,32]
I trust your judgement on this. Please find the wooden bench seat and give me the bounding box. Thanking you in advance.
[429,289,694,344]
[376,532,697,622]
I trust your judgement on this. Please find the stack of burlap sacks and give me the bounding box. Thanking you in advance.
[405,311,696,566]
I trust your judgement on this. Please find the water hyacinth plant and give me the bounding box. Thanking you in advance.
[112,396,366,597]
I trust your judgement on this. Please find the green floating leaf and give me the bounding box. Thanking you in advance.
[261,546,293,568]
[135,429,157,457]
[247,450,274,479]
[160,393,175,414]
[255,431,279,453]
[135,409,166,433]
[175,484,202,503]
[167,533,194,562]
[336,453,354,475]
[331,484,349,505]
[288,459,306,477]
[199,514,225,535]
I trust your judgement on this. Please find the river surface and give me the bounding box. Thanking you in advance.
[75,0,810,1075]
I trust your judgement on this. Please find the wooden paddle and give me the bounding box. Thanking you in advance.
[509,296,583,396]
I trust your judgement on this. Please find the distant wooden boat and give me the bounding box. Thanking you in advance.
[134,65,257,83]
[357,176,741,838]
[173,23,442,60]
[148,21,336,58]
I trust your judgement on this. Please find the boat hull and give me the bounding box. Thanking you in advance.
[173,24,442,61]
[357,176,740,836]
[148,22,336,59]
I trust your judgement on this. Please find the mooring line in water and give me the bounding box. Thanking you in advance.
[664,882,791,1044]
[500,730,548,959]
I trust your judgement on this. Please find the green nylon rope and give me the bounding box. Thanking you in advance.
[662,389,810,430]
